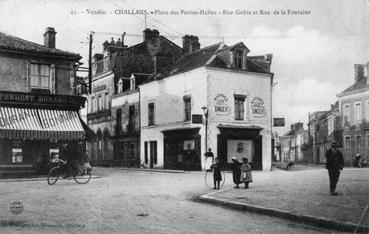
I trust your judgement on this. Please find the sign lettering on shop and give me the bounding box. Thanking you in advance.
[251,97,266,117]
[214,93,229,115]
[0,91,80,106]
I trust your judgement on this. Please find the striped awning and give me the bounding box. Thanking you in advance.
[0,107,84,140]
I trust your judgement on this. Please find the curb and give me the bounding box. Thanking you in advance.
[113,167,185,173]
[197,194,369,233]
[0,175,100,183]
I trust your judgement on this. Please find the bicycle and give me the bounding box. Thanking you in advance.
[47,159,92,185]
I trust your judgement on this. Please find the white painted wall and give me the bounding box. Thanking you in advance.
[139,68,208,168]
[139,66,272,170]
[206,68,272,170]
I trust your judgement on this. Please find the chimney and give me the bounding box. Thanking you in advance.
[182,35,200,55]
[43,27,56,48]
[354,64,364,83]
[295,122,304,130]
[291,124,295,130]
[143,28,160,43]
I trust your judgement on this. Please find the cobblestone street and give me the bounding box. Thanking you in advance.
[0,168,348,234]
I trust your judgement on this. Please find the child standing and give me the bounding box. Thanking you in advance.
[210,158,222,189]
[241,157,253,189]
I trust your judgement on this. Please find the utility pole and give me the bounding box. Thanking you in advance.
[88,31,94,94]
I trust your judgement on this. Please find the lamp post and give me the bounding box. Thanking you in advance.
[201,106,209,152]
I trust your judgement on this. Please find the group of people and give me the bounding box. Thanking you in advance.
[206,148,253,190]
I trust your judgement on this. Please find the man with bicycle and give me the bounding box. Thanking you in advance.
[60,143,80,178]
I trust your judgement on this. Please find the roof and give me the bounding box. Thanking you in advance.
[147,41,273,82]
[337,77,369,97]
[0,31,81,60]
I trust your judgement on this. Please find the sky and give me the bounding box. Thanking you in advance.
[1,0,369,135]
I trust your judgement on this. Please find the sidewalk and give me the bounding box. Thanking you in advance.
[198,166,369,233]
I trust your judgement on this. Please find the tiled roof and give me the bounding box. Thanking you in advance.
[0,31,81,60]
[337,77,369,97]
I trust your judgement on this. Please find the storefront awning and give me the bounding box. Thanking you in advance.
[0,107,84,140]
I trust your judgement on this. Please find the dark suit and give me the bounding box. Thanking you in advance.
[325,148,344,193]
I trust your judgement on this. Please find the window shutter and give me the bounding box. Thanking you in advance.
[50,64,56,94]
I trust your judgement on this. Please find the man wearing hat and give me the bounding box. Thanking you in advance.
[325,141,344,195]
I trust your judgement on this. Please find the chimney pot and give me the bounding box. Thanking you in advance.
[43,27,56,49]
[182,34,200,55]
[354,64,365,83]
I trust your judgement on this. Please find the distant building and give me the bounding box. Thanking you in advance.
[279,123,307,163]
[0,27,86,177]
[337,63,369,166]
[86,29,182,166]
[312,103,341,164]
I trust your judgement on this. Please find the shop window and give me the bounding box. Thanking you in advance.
[234,50,243,69]
[183,95,191,121]
[50,149,59,163]
[234,95,246,120]
[148,102,155,126]
[30,63,50,92]
[12,148,22,163]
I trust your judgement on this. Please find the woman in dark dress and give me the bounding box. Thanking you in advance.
[210,158,222,189]
[232,156,241,188]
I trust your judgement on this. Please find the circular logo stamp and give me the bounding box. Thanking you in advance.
[10,201,23,215]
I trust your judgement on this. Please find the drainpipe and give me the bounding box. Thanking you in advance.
[271,74,276,171]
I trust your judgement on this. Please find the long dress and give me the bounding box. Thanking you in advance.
[240,163,253,183]
[232,161,241,185]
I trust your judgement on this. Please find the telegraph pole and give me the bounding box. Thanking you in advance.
[88,31,94,94]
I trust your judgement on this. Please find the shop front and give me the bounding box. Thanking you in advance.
[162,128,201,171]
[217,125,263,170]
[0,91,86,178]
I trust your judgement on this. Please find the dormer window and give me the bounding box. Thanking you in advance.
[130,76,136,91]
[103,52,110,72]
[234,50,243,69]
[117,79,123,93]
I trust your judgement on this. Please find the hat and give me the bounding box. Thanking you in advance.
[232,156,237,160]
[331,141,339,147]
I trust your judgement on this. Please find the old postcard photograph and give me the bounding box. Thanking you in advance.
[0,0,368,233]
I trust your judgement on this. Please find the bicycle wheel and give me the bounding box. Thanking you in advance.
[204,170,226,189]
[74,168,92,184]
[47,167,60,185]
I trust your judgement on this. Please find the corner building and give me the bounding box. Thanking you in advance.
[139,41,274,170]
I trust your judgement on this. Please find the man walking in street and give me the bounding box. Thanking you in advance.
[325,141,344,195]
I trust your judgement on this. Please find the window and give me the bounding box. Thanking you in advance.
[30,63,50,90]
[129,105,135,132]
[90,96,95,113]
[98,95,102,111]
[150,141,157,164]
[12,148,22,163]
[184,96,191,121]
[355,102,362,124]
[130,77,135,90]
[144,141,148,164]
[234,50,243,69]
[234,95,246,120]
[345,136,351,150]
[343,104,350,124]
[118,79,123,93]
[104,92,109,110]
[148,102,155,126]
[356,135,362,151]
